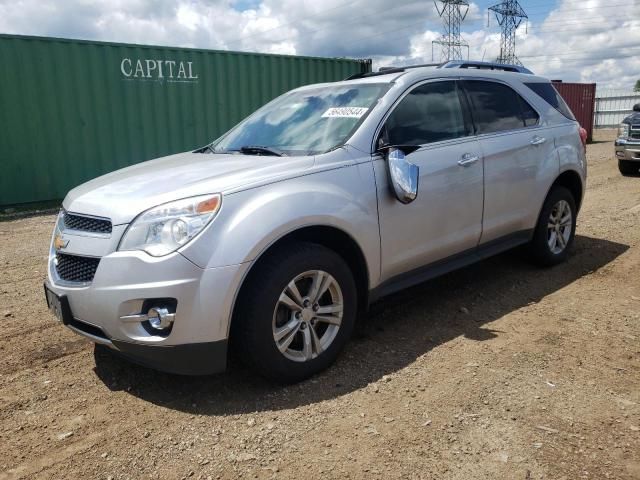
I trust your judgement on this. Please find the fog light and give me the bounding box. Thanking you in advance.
[147,307,175,330]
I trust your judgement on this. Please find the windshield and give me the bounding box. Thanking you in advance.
[212,83,389,156]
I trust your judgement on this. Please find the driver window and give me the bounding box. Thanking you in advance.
[384,81,467,146]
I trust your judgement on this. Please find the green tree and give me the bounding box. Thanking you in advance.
[635,79,640,92]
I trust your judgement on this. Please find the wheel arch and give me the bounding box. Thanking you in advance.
[227,224,371,338]
[550,169,584,212]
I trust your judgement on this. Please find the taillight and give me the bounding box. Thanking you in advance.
[579,127,587,152]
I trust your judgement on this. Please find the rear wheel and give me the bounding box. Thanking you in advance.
[528,186,577,266]
[232,242,357,383]
[618,160,640,176]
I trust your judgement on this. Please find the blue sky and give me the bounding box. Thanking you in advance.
[476,0,561,23]
[233,0,262,11]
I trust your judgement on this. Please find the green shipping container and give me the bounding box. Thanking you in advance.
[0,34,371,206]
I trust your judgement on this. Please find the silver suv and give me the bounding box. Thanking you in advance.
[45,62,586,382]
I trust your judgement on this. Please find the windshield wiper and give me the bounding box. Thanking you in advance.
[238,145,287,157]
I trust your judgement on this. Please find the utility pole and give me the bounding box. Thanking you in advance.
[488,0,528,65]
[432,0,470,62]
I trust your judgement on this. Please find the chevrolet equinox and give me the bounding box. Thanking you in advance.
[45,62,587,383]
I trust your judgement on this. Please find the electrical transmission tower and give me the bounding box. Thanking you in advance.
[488,0,528,65]
[432,0,469,62]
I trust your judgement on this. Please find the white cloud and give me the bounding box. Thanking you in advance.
[0,0,638,89]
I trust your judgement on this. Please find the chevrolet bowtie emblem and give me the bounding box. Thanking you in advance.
[54,234,69,251]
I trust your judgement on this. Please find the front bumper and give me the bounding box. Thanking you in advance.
[47,247,250,375]
[109,338,228,375]
[615,139,640,161]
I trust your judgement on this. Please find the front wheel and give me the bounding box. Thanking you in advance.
[528,186,577,267]
[232,242,357,383]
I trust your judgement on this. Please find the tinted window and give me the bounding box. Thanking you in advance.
[524,82,576,120]
[463,81,538,134]
[384,81,467,146]
[519,96,539,127]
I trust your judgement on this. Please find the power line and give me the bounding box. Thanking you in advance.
[490,3,637,23]
[522,54,640,64]
[520,45,640,59]
[528,12,638,26]
[488,2,638,21]
[528,18,639,32]
[527,0,637,7]
[526,2,636,12]
[517,0,638,11]
[522,47,640,62]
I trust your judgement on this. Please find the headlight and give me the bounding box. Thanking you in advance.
[118,194,221,256]
[618,123,630,139]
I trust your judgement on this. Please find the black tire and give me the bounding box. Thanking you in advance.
[528,185,577,267]
[231,242,357,383]
[618,160,640,176]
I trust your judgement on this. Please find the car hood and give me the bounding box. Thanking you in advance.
[63,151,315,225]
[622,112,640,124]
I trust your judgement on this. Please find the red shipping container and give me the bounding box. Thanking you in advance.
[552,82,597,142]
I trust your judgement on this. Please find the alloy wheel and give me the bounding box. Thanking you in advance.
[272,270,343,362]
[547,199,572,254]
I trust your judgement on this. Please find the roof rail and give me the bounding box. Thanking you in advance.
[439,60,533,74]
[379,63,441,72]
[344,60,533,81]
[345,63,441,80]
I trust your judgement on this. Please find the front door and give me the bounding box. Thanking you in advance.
[374,80,484,282]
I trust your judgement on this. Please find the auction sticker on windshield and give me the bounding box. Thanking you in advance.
[321,107,369,118]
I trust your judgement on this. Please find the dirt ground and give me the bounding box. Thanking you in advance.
[0,129,638,480]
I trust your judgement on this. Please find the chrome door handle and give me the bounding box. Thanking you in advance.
[531,135,546,145]
[458,153,479,167]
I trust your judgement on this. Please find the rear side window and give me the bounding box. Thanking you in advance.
[524,82,576,120]
[462,81,539,134]
[519,97,539,127]
[384,81,467,146]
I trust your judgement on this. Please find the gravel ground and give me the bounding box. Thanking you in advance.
[0,129,638,480]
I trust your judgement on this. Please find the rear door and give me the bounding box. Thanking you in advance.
[461,80,557,244]
[374,80,484,281]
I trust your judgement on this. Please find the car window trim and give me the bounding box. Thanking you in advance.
[371,77,473,153]
[459,78,543,138]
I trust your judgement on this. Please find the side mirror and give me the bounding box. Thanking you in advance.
[381,145,419,204]
[633,103,640,113]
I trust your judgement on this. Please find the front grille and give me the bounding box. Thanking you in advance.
[55,253,100,283]
[63,212,112,234]
[631,125,640,140]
